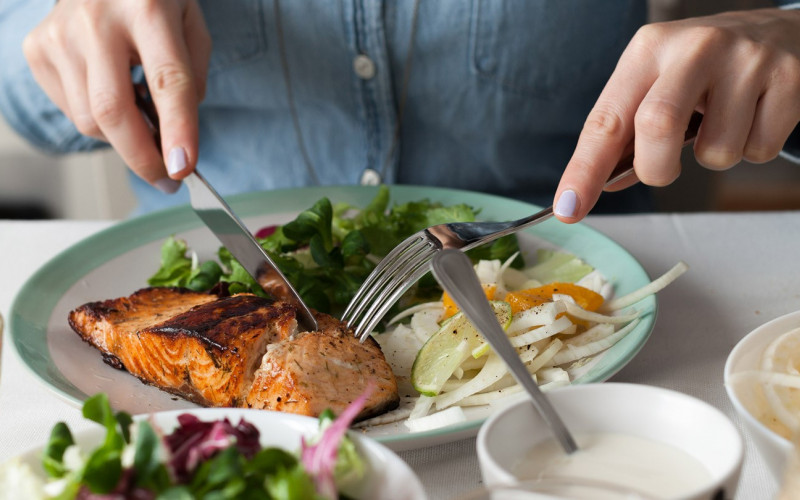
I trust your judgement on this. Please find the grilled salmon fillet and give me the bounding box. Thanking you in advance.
[246,314,400,419]
[68,287,399,420]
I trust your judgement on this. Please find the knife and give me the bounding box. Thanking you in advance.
[134,83,318,332]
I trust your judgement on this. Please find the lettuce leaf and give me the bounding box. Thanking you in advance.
[526,249,593,283]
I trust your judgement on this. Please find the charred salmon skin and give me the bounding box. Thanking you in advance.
[68,287,399,420]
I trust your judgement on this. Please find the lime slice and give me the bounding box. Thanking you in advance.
[471,302,513,358]
[411,301,512,396]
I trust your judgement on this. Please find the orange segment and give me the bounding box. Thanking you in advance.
[442,283,497,319]
[505,283,603,315]
[504,290,550,315]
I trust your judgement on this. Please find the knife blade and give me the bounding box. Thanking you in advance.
[184,171,318,332]
[134,83,318,332]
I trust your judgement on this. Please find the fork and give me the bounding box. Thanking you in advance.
[343,112,703,341]
[430,249,578,454]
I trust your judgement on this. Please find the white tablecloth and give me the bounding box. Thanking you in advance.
[1,211,798,499]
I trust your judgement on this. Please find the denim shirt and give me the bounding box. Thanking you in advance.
[0,1,797,215]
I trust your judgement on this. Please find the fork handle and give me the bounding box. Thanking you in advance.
[431,250,579,454]
[602,110,703,190]
[442,111,704,248]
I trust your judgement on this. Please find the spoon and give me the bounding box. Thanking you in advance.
[430,249,578,454]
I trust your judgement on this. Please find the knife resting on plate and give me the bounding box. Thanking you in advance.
[133,83,318,333]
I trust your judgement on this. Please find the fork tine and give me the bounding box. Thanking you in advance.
[345,239,433,330]
[353,246,436,341]
[355,264,432,342]
[342,234,429,324]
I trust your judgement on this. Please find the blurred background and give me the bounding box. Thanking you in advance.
[0,0,797,220]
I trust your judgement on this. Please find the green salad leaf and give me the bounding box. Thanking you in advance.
[42,423,74,478]
[42,394,135,498]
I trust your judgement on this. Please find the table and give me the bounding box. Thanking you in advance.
[1,212,797,499]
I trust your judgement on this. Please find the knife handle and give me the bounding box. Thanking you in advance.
[134,82,163,154]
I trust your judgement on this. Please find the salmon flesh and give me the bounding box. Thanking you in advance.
[68,287,399,420]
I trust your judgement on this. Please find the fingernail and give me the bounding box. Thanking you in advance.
[167,147,188,176]
[154,177,181,194]
[554,190,578,218]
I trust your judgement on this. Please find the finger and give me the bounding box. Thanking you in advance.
[744,59,800,163]
[22,32,71,121]
[52,55,106,140]
[26,13,104,140]
[631,61,709,188]
[85,29,178,193]
[133,3,201,179]
[183,0,212,101]
[692,61,761,170]
[554,33,660,222]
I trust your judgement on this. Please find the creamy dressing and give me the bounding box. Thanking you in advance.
[513,432,712,499]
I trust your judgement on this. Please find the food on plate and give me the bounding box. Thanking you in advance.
[0,393,370,499]
[68,186,677,434]
[68,287,398,420]
[66,186,514,418]
[728,327,800,440]
[369,251,687,430]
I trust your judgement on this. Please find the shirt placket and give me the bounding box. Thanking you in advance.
[347,0,399,184]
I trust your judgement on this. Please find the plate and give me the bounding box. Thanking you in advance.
[9,185,656,452]
[1,407,426,500]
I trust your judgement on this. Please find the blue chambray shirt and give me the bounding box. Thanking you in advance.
[0,1,797,216]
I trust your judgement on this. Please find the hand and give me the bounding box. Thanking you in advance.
[23,0,211,193]
[554,8,800,222]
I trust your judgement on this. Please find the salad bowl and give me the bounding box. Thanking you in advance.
[1,407,426,499]
[724,309,800,481]
[477,383,743,500]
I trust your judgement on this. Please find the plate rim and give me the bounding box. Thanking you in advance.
[9,184,657,449]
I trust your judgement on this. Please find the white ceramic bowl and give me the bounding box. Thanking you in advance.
[476,383,743,500]
[724,310,798,481]
[6,408,426,500]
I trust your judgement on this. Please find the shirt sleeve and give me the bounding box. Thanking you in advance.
[0,0,102,154]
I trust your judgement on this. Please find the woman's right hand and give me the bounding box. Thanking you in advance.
[23,0,211,193]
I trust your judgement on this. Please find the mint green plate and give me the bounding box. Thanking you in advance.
[9,185,655,452]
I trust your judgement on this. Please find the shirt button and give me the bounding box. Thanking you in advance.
[353,54,376,80]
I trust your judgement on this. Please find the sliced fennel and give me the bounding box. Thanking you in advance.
[367,251,688,431]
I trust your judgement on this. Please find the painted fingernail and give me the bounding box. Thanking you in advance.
[154,177,181,194]
[167,147,188,176]
[554,190,578,218]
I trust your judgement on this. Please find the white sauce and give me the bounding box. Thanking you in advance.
[513,432,712,499]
